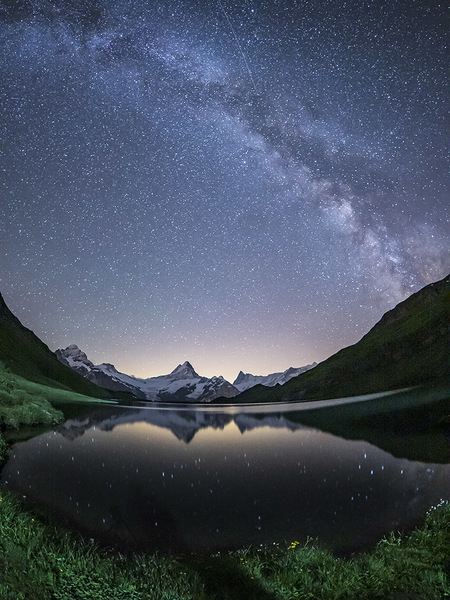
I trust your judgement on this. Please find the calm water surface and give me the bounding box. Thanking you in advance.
[1,399,448,555]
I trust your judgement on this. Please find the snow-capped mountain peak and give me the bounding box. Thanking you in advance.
[233,363,317,392]
[234,371,247,385]
[55,344,94,372]
[56,345,316,402]
[169,361,199,379]
[56,347,239,402]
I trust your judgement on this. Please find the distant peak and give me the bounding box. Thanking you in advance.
[170,361,199,378]
[284,367,297,375]
[56,345,94,368]
[233,371,248,385]
[100,362,118,373]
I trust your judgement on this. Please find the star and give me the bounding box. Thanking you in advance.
[1,0,448,380]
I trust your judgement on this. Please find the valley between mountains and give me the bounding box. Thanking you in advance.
[0,273,448,405]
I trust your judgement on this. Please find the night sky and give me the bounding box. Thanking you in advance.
[1,0,448,381]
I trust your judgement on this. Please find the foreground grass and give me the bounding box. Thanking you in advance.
[0,490,448,600]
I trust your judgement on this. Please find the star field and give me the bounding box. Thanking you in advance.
[1,0,448,381]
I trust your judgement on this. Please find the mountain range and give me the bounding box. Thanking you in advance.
[55,346,239,402]
[0,273,448,403]
[0,291,311,403]
[233,364,317,392]
[55,344,317,401]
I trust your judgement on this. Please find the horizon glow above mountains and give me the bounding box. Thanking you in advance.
[1,1,448,381]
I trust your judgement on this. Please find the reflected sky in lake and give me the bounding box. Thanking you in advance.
[1,404,448,555]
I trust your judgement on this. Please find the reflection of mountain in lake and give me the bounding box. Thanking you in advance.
[56,383,448,463]
[57,408,304,444]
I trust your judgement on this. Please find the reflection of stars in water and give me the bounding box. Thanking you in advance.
[2,415,449,555]
[1,1,448,380]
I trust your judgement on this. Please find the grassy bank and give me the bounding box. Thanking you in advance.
[0,365,118,432]
[0,366,63,460]
[0,364,64,430]
[0,364,117,464]
[0,489,448,600]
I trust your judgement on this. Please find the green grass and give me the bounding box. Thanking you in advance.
[1,370,118,407]
[0,367,117,431]
[0,433,7,464]
[0,365,119,464]
[0,489,203,600]
[0,491,448,600]
[0,368,64,430]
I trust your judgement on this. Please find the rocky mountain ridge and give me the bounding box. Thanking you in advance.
[56,346,240,403]
[233,363,317,392]
[56,345,317,402]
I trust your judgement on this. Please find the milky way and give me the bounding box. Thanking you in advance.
[1,0,448,381]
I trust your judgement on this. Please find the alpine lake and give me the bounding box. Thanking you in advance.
[1,383,448,557]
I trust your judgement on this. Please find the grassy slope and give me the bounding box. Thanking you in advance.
[0,369,117,424]
[238,274,449,403]
[0,368,64,430]
[0,293,132,400]
[0,366,119,460]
